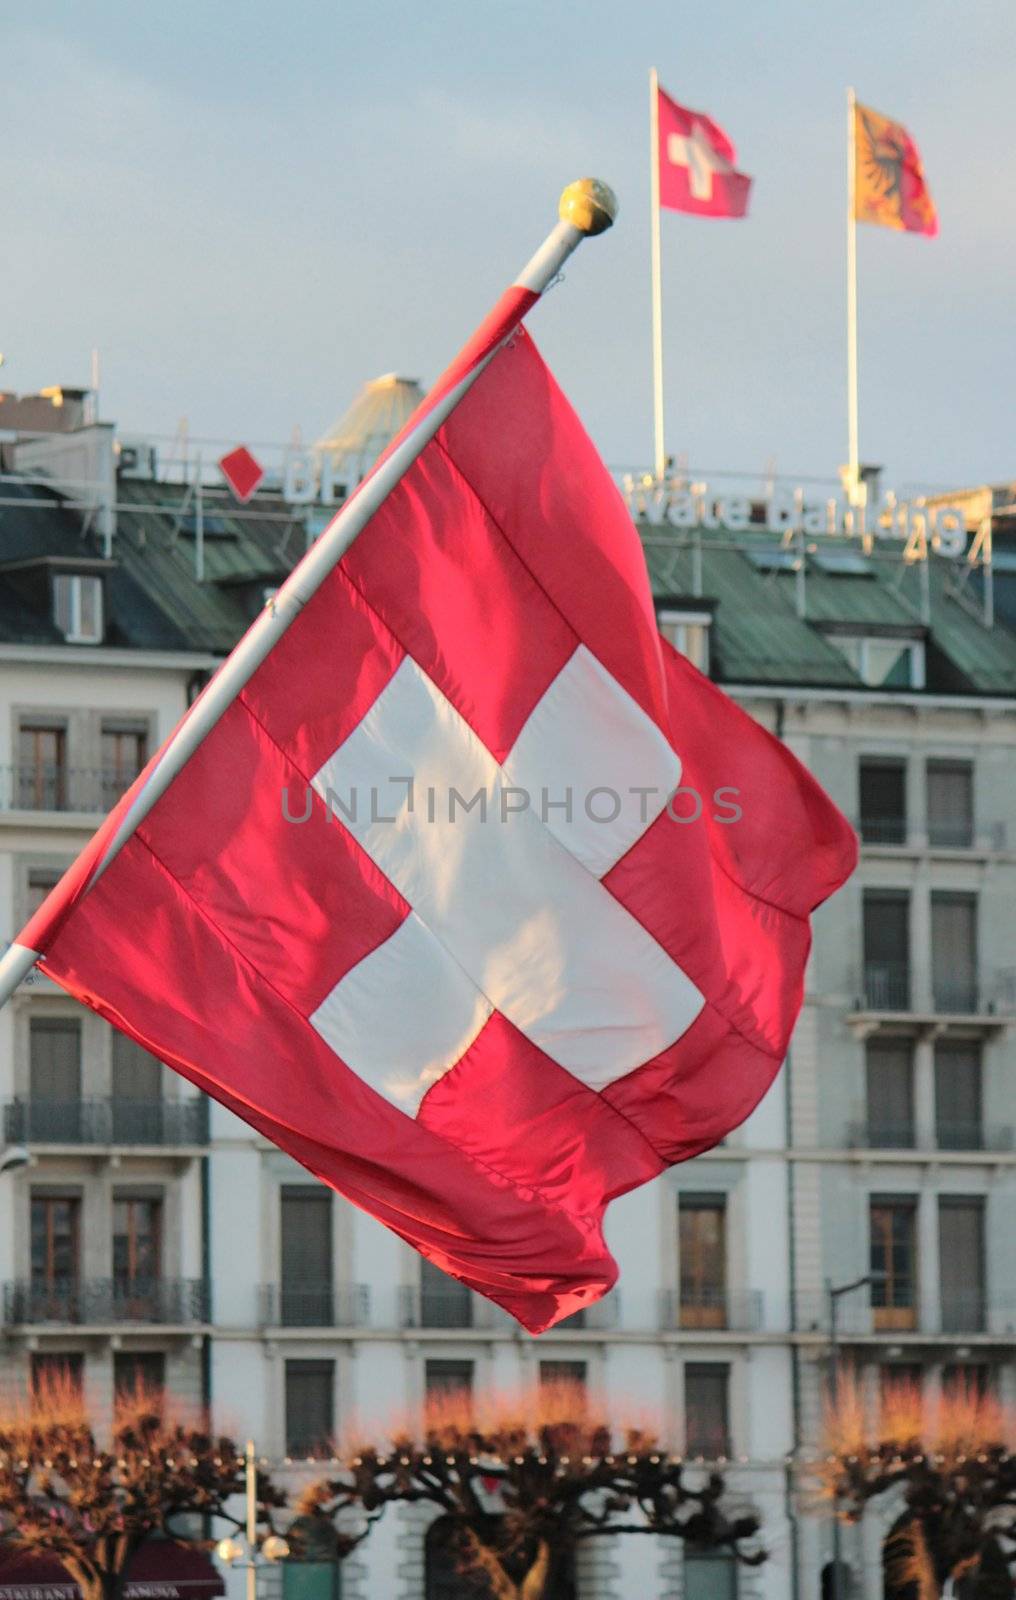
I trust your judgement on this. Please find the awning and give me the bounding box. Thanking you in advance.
[0,1543,225,1600]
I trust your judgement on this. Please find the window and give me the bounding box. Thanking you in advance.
[28,1018,82,1142]
[931,893,978,1013]
[939,1198,985,1332]
[870,1199,917,1330]
[859,759,907,845]
[420,1258,472,1329]
[827,632,925,689]
[113,1197,162,1317]
[927,760,974,848]
[285,1359,335,1457]
[111,1034,164,1143]
[26,867,62,919]
[282,1565,341,1600]
[539,1360,587,1406]
[684,1548,737,1600]
[862,891,910,1010]
[30,1194,81,1319]
[425,1359,474,1403]
[679,1195,727,1326]
[31,1353,83,1403]
[53,573,103,643]
[114,1350,166,1403]
[879,1363,923,1406]
[101,722,148,810]
[281,1186,333,1326]
[17,722,67,810]
[658,609,712,675]
[684,1364,730,1458]
[865,1041,915,1148]
[942,1364,990,1400]
[935,1042,983,1151]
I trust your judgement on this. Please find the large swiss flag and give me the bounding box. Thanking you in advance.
[657,85,752,218]
[22,309,854,1334]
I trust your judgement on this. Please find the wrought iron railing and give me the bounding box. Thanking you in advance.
[862,962,912,1011]
[3,1277,210,1325]
[260,1282,369,1328]
[399,1282,474,1329]
[3,1097,209,1146]
[0,766,141,813]
[658,1288,764,1333]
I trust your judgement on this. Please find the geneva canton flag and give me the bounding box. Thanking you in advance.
[16,283,856,1333]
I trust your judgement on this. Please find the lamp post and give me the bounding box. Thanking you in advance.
[826,1274,882,1600]
[216,1440,289,1600]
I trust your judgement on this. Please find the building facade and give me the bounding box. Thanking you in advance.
[1,408,1015,1600]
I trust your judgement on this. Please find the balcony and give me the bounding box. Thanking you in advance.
[400,1282,474,1329]
[859,816,908,846]
[3,1097,209,1147]
[3,1277,210,1327]
[260,1282,370,1328]
[862,962,911,1012]
[847,1119,1013,1154]
[659,1289,764,1333]
[0,766,138,815]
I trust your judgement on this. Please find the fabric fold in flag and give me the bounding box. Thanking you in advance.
[21,317,855,1335]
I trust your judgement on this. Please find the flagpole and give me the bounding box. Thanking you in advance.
[649,67,666,482]
[846,86,859,504]
[0,179,618,1010]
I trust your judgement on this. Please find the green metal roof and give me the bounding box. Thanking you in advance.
[640,522,1016,695]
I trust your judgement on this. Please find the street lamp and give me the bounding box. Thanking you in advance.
[826,1274,883,1600]
[0,1145,32,1176]
[216,1440,289,1600]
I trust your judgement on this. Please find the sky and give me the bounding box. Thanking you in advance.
[4,0,1015,495]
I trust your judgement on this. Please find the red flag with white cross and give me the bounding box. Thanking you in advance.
[657,85,752,218]
[2,186,851,1334]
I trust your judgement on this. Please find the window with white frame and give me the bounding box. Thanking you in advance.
[53,574,104,644]
[658,608,712,675]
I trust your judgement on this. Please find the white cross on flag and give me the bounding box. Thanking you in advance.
[15,257,851,1333]
[658,83,752,218]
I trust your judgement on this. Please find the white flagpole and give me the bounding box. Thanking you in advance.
[649,67,666,482]
[0,179,617,1009]
[846,86,860,503]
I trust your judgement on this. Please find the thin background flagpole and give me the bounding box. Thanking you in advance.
[649,67,666,481]
[846,86,859,502]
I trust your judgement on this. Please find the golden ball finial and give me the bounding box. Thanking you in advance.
[558,178,618,236]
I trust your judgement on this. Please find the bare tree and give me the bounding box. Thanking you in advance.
[819,1375,1016,1598]
[305,1382,764,1600]
[0,1376,286,1600]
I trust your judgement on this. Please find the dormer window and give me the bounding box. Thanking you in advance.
[658,608,712,675]
[826,631,925,689]
[53,573,103,644]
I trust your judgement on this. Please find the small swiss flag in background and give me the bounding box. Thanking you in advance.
[658,85,752,218]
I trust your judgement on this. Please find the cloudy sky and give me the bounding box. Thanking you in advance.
[5,1,1014,494]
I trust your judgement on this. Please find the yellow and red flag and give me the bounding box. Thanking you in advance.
[853,100,937,236]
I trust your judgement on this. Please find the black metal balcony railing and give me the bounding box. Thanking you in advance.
[935,1120,1014,1153]
[1,766,141,814]
[848,1119,917,1150]
[3,1277,210,1326]
[659,1288,764,1333]
[260,1282,370,1328]
[400,1283,474,1329]
[862,962,912,1011]
[940,1291,987,1334]
[3,1098,209,1146]
[859,816,908,846]
[932,980,981,1016]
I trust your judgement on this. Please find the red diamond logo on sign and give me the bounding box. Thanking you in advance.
[218,445,264,503]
